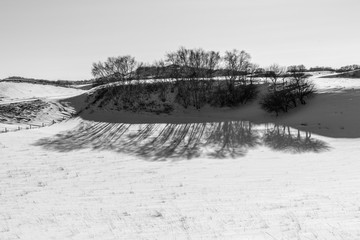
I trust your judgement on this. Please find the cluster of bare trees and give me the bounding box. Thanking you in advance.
[91,55,139,86]
[260,65,315,116]
[297,64,359,73]
[90,48,316,114]
[164,47,222,109]
[165,47,221,79]
[163,47,258,108]
[89,47,258,110]
[337,64,360,72]
[91,47,258,84]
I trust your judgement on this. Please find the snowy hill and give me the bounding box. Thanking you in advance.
[0,81,85,103]
[1,76,360,239]
[0,81,84,130]
[320,69,360,78]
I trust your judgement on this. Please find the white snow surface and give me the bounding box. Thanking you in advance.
[312,77,360,92]
[0,81,85,103]
[1,79,360,239]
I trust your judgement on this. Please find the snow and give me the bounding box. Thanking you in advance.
[0,82,85,103]
[312,77,360,93]
[0,82,82,132]
[1,79,360,239]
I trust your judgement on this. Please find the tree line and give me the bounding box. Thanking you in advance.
[90,47,316,115]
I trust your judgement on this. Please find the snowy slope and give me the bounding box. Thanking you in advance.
[1,119,360,239]
[1,78,360,239]
[0,81,85,131]
[0,81,85,103]
[312,77,360,92]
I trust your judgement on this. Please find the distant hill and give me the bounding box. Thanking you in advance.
[0,76,94,87]
[321,69,360,78]
[0,81,85,101]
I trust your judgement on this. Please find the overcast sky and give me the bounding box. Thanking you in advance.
[0,0,359,80]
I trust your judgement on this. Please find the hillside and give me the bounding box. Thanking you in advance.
[320,69,360,78]
[57,77,360,138]
[1,76,360,239]
[1,76,94,87]
[0,81,84,130]
[0,81,85,103]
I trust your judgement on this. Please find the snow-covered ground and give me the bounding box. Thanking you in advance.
[1,79,360,239]
[0,82,82,131]
[312,77,360,93]
[0,81,84,103]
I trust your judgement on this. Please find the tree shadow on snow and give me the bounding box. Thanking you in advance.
[262,125,331,153]
[33,121,330,161]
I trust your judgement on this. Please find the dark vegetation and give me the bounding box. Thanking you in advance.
[308,66,335,72]
[0,100,49,123]
[90,47,259,112]
[89,47,358,116]
[335,64,360,73]
[259,65,315,116]
[305,65,360,73]
[322,69,360,79]
[88,79,258,114]
[88,82,175,114]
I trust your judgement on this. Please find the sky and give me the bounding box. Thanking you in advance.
[0,0,359,80]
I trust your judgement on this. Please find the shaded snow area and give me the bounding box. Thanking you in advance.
[34,120,330,160]
[0,99,75,133]
[0,82,81,132]
[1,80,360,239]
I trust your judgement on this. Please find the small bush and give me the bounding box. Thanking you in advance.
[260,80,315,116]
[260,90,293,116]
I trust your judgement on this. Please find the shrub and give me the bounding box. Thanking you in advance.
[260,90,293,116]
[260,80,315,116]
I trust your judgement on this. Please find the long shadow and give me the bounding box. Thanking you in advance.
[263,125,330,153]
[34,120,330,160]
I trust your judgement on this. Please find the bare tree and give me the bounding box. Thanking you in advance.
[287,65,314,105]
[166,47,220,80]
[91,62,107,78]
[91,55,138,84]
[261,64,315,115]
[287,65,306,73]
[164,47,222,109]
[206,51,221,79]
[211,49,258,107]
[266,64,287,91]
[247,63,259,84]
[152,60,166,79]
[223,49,251,85]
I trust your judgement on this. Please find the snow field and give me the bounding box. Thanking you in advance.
[1,78,360,239]
[1,119,360,239]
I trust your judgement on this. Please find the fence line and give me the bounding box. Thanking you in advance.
[0,117,68,134]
